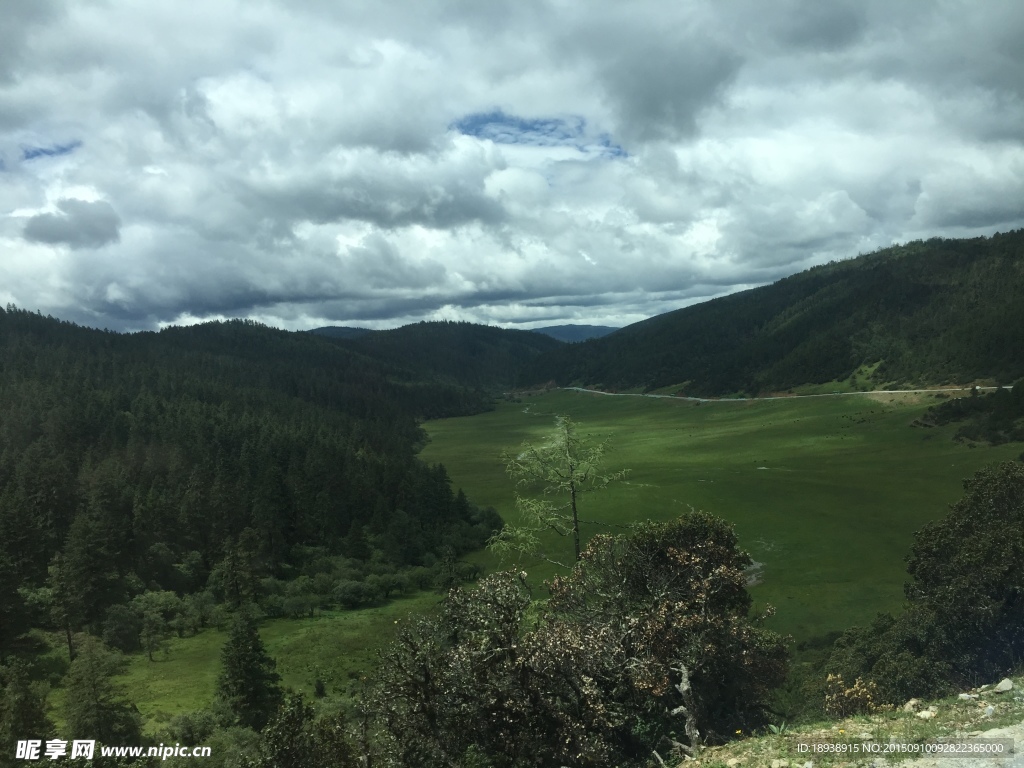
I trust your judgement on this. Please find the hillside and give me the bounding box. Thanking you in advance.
[522,230,1024,396]
[308,326,371,339]
[319,320,564,390]
[0,307,499,661]
[530,324,619,342]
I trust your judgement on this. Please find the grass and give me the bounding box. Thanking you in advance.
[420,389,1022,642]
[97,387,1020,735]
[113,592,442,734]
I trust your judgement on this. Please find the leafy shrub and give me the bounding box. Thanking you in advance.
[101,604,142,652]
[370,512,788,766]
[333,580,378,609]
[823,674,886,718]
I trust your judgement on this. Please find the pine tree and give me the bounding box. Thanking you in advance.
[215,609,283,731]
[0,661,54,764]
[61,638,141,745]
[0,549,29,662]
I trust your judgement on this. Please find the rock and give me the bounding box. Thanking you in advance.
[995,678,1014,693]
[770,760,789,768]
[903,698,921,712]
[959,692,979,700]
[917,709,936,720]
[857,732,873,740]
[726,759,741,767]
[985,705,995,716]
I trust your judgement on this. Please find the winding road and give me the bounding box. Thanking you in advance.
[562,385,1010,403]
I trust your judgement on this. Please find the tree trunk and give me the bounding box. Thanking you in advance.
[64,621,76,662]
[570,480,580,562]
[669,663,702,757]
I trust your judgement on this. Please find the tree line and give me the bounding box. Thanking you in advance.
[916,381,1024,446]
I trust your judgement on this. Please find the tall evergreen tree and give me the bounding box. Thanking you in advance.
[0,549,29,661]
[0,661,54,767]
[61,638,142,746]
[215,609,283,731]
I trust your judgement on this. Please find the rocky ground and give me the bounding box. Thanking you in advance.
[682,676,1024,768]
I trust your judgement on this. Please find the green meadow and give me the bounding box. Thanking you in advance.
[107,388,1020,730]
[419,388,1022,641]
[100,593,442,734]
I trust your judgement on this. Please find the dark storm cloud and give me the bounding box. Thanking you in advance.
[769,0,868,51]
[595,37,741,144]
[22,199,121,249]
[0,1,62,83]
[3,0,1024,332]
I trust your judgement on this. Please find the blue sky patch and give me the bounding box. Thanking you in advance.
[22,139,83,161]
[453,110,625,157]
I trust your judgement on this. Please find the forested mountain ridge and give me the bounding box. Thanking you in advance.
[530,324,618,343]
[522,230,1024,395]
[0,307,499,659]
[309,326,371,339]
[315,320,563,390]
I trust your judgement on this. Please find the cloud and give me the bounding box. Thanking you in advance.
[22,198,121,249]
[1,0,1023,332]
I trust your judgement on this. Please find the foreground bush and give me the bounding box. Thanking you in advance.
[370,511,788,767]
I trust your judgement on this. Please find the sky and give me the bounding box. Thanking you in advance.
[2,1,1023,332]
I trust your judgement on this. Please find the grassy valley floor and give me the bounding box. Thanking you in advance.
[40,592,444,735]
[419,388,1022,642]
[98,388,1020,734]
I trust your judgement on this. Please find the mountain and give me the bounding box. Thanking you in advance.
[530,324,619,343]
[0,309,496,601]
[309,325,372,339]
[321,320,563,390]
[522,230,1024,396]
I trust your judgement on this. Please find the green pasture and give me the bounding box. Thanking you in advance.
[96,388,1019,730]
[113,592,441,734]
[420,389,1022,641]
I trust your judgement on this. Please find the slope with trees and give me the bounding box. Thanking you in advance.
[916,379,1024,444]
[523,230,1024,395]
[314,320,564,390]
[0,306,502,664]
[530,324,618,342]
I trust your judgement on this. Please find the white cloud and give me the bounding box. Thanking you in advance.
[1,0,1022,331]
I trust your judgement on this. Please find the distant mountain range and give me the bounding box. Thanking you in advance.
[311,323,618,343]
[522,230,1024,395]
[311,321,561,390]
[529,324,618,342]
[315,231,1023,396]
[309,326,372,339]
[307,323,617,390]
